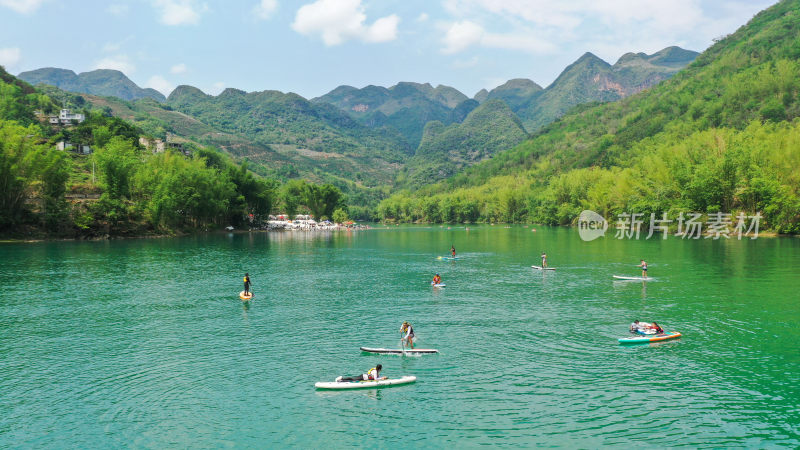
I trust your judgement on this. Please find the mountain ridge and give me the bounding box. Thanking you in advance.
[18,67,166,102]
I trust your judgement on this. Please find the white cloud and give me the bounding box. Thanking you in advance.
[437,0,748,58]
[253,0,277,20]
[106,3,129,16]
[92,55,135,74]
[146,75,174,96]
[152,0,206,26]
[416,12,428,22]
[439,0,751,51]
[170,63,187,74]
[441,20,555,55]
[364,15,399,43]
[0,0,46,14]
[442,20,483,54]
[209,82,226,95]
[0,47,21,67]
[292,0,399,46]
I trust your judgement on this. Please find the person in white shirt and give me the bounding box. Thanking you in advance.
[400,321,415,349]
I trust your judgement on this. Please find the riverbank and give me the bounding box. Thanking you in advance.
[0,222,371,243]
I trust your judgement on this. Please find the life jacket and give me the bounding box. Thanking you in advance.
[366,367,379,380]
[244,276,250,283]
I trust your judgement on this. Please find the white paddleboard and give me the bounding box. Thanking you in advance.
[531,265,555,270]
[360,347,438,354]
[315,375,417,390]
[431,282,446,287]
[612,275,651,281]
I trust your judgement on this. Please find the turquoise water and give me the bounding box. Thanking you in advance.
[1,226,799,447]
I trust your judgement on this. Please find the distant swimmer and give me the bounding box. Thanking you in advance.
[243,273,252,296]
[541,252,547,268]
[400,321,416,349]
[451,245,456,257]
[432,273,442,285]
[337,364,386,382]
[638,260,648,278]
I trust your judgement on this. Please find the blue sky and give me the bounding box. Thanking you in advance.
[0,0,777,99]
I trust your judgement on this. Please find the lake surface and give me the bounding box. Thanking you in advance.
[1,226,799,447]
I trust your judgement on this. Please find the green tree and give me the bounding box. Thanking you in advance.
[332,208,349,224]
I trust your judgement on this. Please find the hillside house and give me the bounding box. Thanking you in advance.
[56,141,92,154]
[48,109,85,125]
[139,137,166,153]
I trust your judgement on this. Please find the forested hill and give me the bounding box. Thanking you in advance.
[18,68,166,102]
[0,66,351,239]
[165,85,412,186]
[378,0,800,234]
[398,100,528,189]
[311,82,473,147]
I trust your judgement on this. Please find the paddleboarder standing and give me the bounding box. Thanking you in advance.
[243,273,252,296]
[638,260,648,278]
[400,321,415,349]
[541,252,547,268]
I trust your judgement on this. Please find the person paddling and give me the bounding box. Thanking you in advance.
[432,273,442,285]
[451,245,456,257]
[638,260,648,278]
[337,364,386,382]
[541,252,547,268]
[400,321,415,349]
[243,273,252,296]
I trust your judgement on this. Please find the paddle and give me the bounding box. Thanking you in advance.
[400,334,406,356]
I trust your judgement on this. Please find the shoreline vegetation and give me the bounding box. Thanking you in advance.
[0,65,353,242]
[376,2,800,234]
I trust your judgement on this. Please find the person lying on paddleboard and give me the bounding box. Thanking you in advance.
[243,273,251,296]
[337,364,386,382]
[451,246,456,257]
[638,260,648,278]
[631,321,663,334]
[432,274,442,285]
[541,252,547,268]
[400,321,415,349]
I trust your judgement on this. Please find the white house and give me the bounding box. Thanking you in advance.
[49,109,85,125]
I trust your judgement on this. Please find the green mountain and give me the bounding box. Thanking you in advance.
[165,85,412,188]
[473,89,489,103]
[312,82,470,146]
[18,67,166,102]
[484,78,544,110]
[397,99,528,188]
[516,47,698,131]
[378,0,800,233]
